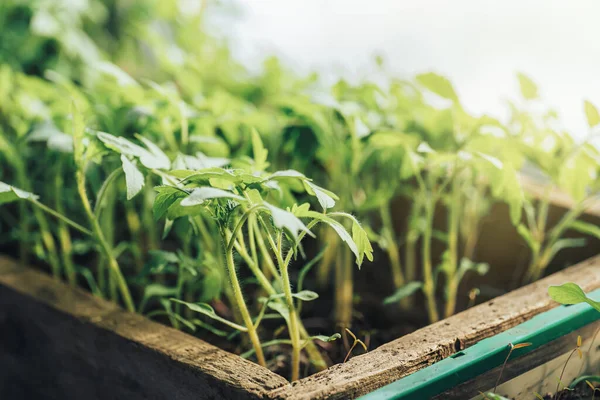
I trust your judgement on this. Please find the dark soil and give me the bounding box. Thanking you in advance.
[535,380,600,400]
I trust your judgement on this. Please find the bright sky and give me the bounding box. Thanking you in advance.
[223,0,600,139]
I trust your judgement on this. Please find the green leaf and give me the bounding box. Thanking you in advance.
[568,220,600,240]
[153,186,187,220]
[548,283,600,312]
[267,301,290,323]
[0,182,38,205]
[97,131,146,158]
[351,217,374,266]
[121,155,144,200]
[476,152,503,169]
[292,290,319,301]
[263,202,314,242]
[139,284,178,313]
[251,128,269,171]
[321,212,374,267]
[136,135,171,170]
[416,72,459,102]
[170,299,249,331]
[383,282,423,305]
[310,333,341,343]
[180,187,245,207]
[517,224,539,253]
[517,73,538,100]
[416,142,435,154]
[549,238,586,260]
[267,169,307,180]
[584,100,600,128]
[303,181,337,210]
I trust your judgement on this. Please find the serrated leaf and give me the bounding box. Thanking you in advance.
[549,283,600,312]
[180,187,244,207]
[351,218,374,266]
[383,282,423,305]
[153,186,187,220]
[0,182,38,205]
[584,100,600,128]
[304,181,337,210]
[264,202,314,242]
[121,155,144,200]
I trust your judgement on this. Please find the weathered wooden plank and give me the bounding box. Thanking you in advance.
[0,256,288,400]
[269,255,600,399]
[2,254,600,400]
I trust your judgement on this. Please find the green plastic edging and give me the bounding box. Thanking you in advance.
[359,288,600,400]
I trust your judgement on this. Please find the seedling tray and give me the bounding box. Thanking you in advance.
[2,255,600,399]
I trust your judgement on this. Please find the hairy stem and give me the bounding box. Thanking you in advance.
[223,230,266,367]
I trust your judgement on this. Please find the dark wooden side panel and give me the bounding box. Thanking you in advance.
[0,257,287,400]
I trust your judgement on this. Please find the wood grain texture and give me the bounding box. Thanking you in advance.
[269,255,600,400]
[0,256,288,400]
[2,255,600,400]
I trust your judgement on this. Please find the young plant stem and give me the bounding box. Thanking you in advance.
[75,168,135,312]
[316,228,339,287]
[249,218,328,371]
[249,217,280,279]
[223,228,266,367]
[258,219,302,380]
[335,246,354,329]
[379,204,408,309]
[143,180,159,252]
[444,177,461,318]
[524,199,587,283]
[54,162,76,286]
[422,197,440,323]
[101,187,117,301]
[234,234,328,372]
[277,233,302,381]
[124,200,144,272]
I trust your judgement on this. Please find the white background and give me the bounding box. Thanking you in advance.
[221,0,600,139]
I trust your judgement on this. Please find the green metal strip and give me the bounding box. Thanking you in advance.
[360,289,600,400]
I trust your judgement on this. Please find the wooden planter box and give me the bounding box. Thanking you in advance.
[2,254,600,400]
